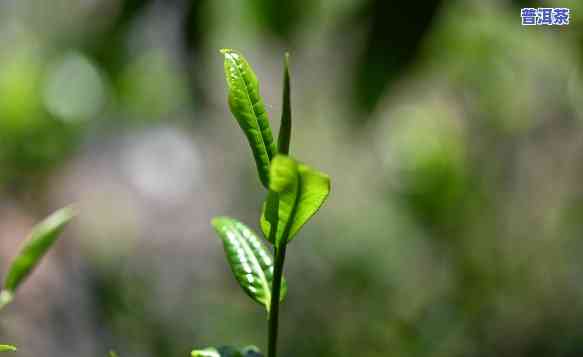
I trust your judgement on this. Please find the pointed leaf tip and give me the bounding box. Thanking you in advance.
[277,52,292,155]
[0,291,13,311]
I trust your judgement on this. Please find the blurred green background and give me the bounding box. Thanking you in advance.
[1,0,583,356]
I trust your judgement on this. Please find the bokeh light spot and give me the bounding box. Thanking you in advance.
[43,51,106,122]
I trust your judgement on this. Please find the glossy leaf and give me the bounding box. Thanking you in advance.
[277,53,291,155]
[2,206,75,296]
[0,345,16,353]
[211,217,286,311]
[221,49,277,188]
[261,155,330,246]
[192,346,262,357]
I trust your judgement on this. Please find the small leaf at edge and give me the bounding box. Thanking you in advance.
[0,345,16,353]
[2,206,75,294]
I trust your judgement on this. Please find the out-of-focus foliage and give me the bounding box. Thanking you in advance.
[0,345,16,353]
[1,0,583,357]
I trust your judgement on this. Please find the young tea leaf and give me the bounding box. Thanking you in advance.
[221,49,277,188]
[192,346,263,357]
[277,53,291,155]
[0,345,16,353]
[211,217,286,311]
[109,350,119,357]
[261,155,330,246]
[2,206,75,296]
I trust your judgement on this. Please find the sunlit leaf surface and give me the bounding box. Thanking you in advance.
[261,155,330,246]
[221,49,276,188]
[211,217,286,310]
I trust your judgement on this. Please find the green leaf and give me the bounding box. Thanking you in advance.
[2,206,75,296]
[211,217,286,311]
[277,53,291,155]
[0,345,16,353]
[109,350,119,357]
[221,49,277,188]
[192,348,221,357]
[261,155,331,246]
[192,346,262,357]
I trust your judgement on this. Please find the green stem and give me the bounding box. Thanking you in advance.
[268,243,287,357]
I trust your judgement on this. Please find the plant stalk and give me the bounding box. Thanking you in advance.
[268,243,287,357]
